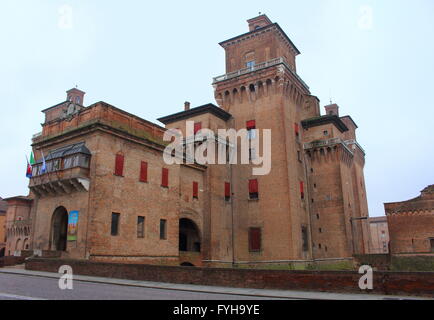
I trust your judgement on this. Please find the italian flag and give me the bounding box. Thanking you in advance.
[26,151,35,178]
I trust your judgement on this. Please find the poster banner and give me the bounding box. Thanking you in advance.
[67,210,79,241]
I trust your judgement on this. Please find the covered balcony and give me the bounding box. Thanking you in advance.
[29,142,91,197]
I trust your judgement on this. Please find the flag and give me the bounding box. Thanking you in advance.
[41,151,47,174]
[25,155,32,178]
[29,151,35,166]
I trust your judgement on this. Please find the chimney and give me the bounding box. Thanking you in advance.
[184,101,190,111]
[325,103,339,116]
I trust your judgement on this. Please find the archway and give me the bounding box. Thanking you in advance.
[15,238,22,252]
[23,238,29,250]
[51,206,68,251]
[179,218,201,252]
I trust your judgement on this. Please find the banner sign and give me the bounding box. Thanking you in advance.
[67,210,79,241]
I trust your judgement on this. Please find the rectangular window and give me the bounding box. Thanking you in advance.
[300,181,304,199]
[297,150,302,162]
[194,122,202,134]
[139,161,148,182]
[114,154,124,176]
[249,227,261,252]
[111,213,120,236]
[137,216,145,238]
[246,60,256,68]
[161,168,169,187]
[160,219,167,240]
[193,181,199,199]
[225,182,231,201]
[294,122,299,136]
[246,120,256,139]
[430,239,434,252]
[301,226,309,252]
[249,179,259,199]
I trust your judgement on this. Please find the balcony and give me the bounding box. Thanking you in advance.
[212,57,309,90]
[29,166,90,196]
[304,138,353,154]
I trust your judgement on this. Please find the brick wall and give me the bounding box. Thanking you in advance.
[25,258,434,297]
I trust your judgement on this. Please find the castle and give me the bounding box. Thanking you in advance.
[3,15,370,267]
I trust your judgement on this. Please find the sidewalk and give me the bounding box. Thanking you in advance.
[0,268,429,300]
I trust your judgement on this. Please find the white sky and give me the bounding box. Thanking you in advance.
[1,0,433,217]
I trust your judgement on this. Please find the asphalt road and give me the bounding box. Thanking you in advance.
[0,273,285,300]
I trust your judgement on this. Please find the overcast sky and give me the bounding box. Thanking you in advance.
[1,0,433,217]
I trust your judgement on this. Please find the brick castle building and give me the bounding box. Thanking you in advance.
[385,185,434,255]
[5,15,370,266]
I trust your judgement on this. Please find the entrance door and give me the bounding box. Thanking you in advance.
[52,207,68,251]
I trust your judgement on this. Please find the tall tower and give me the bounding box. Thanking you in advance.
[211,14,369,265]
[212,15,315,263]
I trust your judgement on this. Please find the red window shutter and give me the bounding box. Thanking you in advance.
[115,154,124,176]
[193,181,199,198]
[139,161,148,182]
[249,179,258,194]
[249,228,261,251]
[246,120,256,129]
[194,122,202,134]
[294,123,299,135]
[225,182,231,198]
[162,168,169,187]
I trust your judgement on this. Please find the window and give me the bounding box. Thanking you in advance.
[294,123,300,138]
[137,216,145,238]
[249,227,261,252]
[300,181,304,199]
[194,122,202,134]
[323,130,329,136]
[246,60,255,68]
[114,154,124,176]
[193,181,199,199]
[248,179,259,199]
[316,214,320,220]
[161,168,169,187]
[160,219,167,240]
[301,226,308,252]
[139,161,148,182]
[75,96,81,104]
[430,239,434,252]
[319,228,322,233]
[53,159,61,171]
[246,120,256,139]
[297,150,302,162]
[111,213,120,236]
[225,182,231,201]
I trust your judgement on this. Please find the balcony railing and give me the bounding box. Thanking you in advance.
[304,138,353,155]
[212,57,310,90]
[345,139,366,155]
[29,166,90,196]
